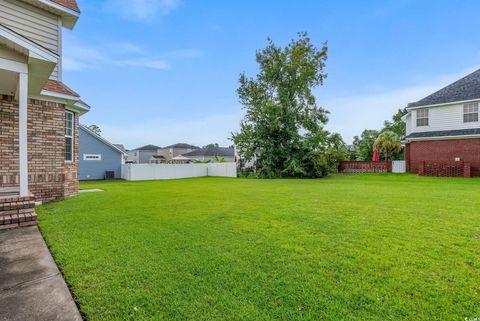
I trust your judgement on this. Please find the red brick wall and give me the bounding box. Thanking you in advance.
[339,161,392,173]
[406,139,480,176]
[0,95,79,202]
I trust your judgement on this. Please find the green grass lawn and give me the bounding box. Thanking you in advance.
[37,174,480,321]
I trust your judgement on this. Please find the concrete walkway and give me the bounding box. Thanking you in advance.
[0,226,82,321]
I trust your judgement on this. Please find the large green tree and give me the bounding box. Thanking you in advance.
[383,108,407,138]
[232,33,344,178]
[352,129,379,161]
[353,108,407,161]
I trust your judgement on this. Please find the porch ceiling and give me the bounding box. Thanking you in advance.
[0,25,58,96]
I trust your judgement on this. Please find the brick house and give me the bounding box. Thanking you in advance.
[402,69,480,177]
[0,0,89,228]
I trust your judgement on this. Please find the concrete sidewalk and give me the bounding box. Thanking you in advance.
[0,226,82,321]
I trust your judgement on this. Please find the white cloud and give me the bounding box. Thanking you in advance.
[96,113,240,149]
[104,0,180,21]
[62,35,170,71]
[324,66,480,143]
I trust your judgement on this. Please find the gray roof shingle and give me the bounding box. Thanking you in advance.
[182,146,234,157]
[113,144,126,153]
[407,69,480,108]
[163,143,200,149]
[404,128,480,140]
[131,144,161,151]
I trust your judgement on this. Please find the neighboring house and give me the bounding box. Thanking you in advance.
[402,69,480,176]
[182,146,236,162]
[79,125,125,180]
[114,144,127,154]
[0,0,88,226]
[170,155,192,163]
[150,155,166,163]
[127,144,162,164]
[114,144,128,162]
[158,143,200,161]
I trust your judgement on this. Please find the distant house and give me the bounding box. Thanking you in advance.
[114,144,128,162]
[79,125,126,180]
[171,155,192,163]
[114,144,127,153]
[182,146,235,162]
[158,143,200,161]
[127,144,162,164]
[150,155,166,164]
[402,69,480,176]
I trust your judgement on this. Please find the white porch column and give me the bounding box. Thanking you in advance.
[18,72,29,196]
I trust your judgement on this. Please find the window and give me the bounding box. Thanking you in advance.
[416,108,429,127]
[65,111,74,161]
[464,102,479,123]
[83,154,101,161]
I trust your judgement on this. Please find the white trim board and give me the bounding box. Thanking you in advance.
[0,57,28,73]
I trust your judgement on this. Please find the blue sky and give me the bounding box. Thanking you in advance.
[70,0,480,149]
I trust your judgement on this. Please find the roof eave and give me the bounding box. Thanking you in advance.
[22,0,80,29]
[39,90,90,115]
[404,134,480,142]
[406,97,480,110]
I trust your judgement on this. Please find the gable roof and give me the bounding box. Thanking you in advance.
[80,124,126,155]
[113,144,126,153]
[163,143,200,149]
[131,144,162,151]
[43,79,80,97]
[408,69,480,108]
[183,146,234,157]
[50,0,80,13]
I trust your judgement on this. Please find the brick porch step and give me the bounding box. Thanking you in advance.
[0,194,37,230]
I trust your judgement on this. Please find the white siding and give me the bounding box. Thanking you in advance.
[405,114,412,135]
[0,0,60,79]
[408,101,480,133]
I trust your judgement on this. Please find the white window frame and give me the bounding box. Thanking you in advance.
[463,102,479,123]
[416,108,429,127]
[65,111,74,162]
[83,154,102,161]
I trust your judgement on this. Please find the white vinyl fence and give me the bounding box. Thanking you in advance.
[392,160,406,173]
[122,163,237,181]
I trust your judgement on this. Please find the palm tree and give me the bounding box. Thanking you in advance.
[213,155,226,163]
[373,130,401,160]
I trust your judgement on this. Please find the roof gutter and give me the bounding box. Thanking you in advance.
[403,134,480,143]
